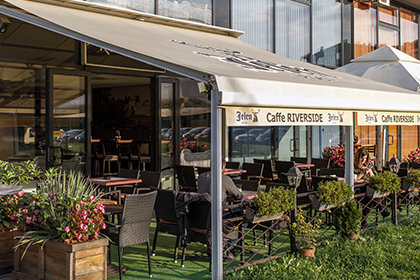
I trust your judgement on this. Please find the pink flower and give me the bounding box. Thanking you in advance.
[17,191,24,197]
[64,226,70,233]
[76,234,82,240]
[89,196,95,203]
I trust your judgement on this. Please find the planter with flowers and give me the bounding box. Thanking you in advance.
[322,144,345,169]
[367,171,401,198]
[406,147,420,165]
[292,209,322,258]
[402,168,420,192]
[312,180,354,211]
[12,171,108,280]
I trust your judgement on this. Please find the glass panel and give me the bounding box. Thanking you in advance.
[86,0,155,14]
[311,126,340,159]
[275,0,310,62]
[160,82,174,189]
[276,126,293,161]
[312,0,341,67]
[379,26,399,49]
[298,126,307,158]
[354,123,377,165]
[343,1,353,65]
[354,2,377,58]
[379,6,398,26]
[388,125,398,161]
[401,126,419,162]
[53,75,86,173]
[229,126,271,164]
[0,66,46,167]
[401,8,419,59]
[158,0,212,24]
[215,0,230,28]
[232,0,273,52]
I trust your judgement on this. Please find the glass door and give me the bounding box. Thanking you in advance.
[46,73,87,173]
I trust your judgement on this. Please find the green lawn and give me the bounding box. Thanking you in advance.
[226,216,420,280]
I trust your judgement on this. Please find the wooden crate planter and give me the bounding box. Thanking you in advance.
[312,196,339,211]
[366,186,391,199]
[245,206,283,223]
[12,232,108,280]
[0,227,16,274]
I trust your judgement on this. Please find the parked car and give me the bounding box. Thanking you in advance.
[182,127,206,141]
[234,128,266,143]
[255,128,271,144]
[60,129,84,143]
[161,128,169,138]
[194,127,211,142]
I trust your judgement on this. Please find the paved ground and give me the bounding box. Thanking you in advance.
[0,273,11,280]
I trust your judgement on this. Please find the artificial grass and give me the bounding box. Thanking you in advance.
[225,216,420,280]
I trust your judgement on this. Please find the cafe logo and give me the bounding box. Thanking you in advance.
[328,112,344,123]
[364,113,378,123]
[236,109,260,123]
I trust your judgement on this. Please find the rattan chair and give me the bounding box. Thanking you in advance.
[240,162,263,184]
[175,165,197,192]
[197,166,211,175]
[317,168,345,178]
[105,191,157,279]
[135,171,162,193]
[225,161,240,169]
[151,188,180,263]
[114,168,141,195]
[265,182,288,193]
[232,179,259,191]
[274,160,296,184]
[291,156,307,164]
[253,158,275,184]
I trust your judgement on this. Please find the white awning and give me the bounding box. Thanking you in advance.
[2,0,420,113]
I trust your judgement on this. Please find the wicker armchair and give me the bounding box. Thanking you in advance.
[105,191,157,279]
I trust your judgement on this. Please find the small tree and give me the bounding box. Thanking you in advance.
[334,200,362,236]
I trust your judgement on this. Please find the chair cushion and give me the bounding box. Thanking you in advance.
[98,198,118,205]
[159,218,177,225]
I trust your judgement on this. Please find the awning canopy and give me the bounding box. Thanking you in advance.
[2,0,420,114]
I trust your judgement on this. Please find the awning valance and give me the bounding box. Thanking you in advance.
[357,111,420,126]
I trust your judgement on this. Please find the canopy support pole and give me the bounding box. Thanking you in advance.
[344,125,354,188]
[211,89,223,279]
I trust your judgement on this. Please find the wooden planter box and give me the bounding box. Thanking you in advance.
[13,232,108,280]
[402,179,419,192]
[245,206,283,223]
[0,227,16,274]
[312,196,339,211]
[366,186,391,199]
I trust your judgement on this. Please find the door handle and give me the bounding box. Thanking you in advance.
[388,135,394,146]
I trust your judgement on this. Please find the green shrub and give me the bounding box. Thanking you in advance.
[0,160,42,186]
[333,199,362,235]
[406,168,420,188]
[292,209,321,249]
[368,171,401,192]
[254,187,296,216]
[316,180,354,205]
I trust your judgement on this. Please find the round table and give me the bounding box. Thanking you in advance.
[0,184,23,195]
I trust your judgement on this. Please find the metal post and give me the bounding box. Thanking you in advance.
[211,89,223,279]
[392,192,398,225]
[344,125,354,188]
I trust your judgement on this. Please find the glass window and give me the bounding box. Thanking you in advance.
[229,126,271,164]
[379,26,399,49]
[379,6,398,26]
[275,126,293,161]
[401,126,419,162]
[232,0,273,52]
[0,66,46,163]
[86,0,155,14]
[158,0,212,25]
[312,0,341,67]
[354,2,377,58]
[215,0,230,28]
[275,0,310,62]
[311,126,340,159]
[343,1,353,65]
[401,8,419,59]
[354,119,377,164]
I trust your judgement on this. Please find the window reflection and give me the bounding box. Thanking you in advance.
[312,126,340,159]
[379,26,399,49]
[229,126,271,164]
[158,0,212,24]
[401,8,419,59]
[354,2,377,58]
[379,6,398,26]
[86,0,155,14]
[401,126,419,162]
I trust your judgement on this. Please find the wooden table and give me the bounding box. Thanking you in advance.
[224,169,246,176]
[90,177,142,191]
[242,190,257,201]
[295,163,315,169]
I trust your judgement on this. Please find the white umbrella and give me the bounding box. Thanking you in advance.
[336,45,420,92]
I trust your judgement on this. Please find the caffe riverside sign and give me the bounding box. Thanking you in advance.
[225,107,352,126]
[357,111,420,126]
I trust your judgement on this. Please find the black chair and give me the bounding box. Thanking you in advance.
[151,188,180,263]
[317,168,345,178]
[311,176,338,191]
[240,162,263,183]
[253,158,275,183]
[410,162,420,169]
[105,191,157,279]
[310,158,330,176]
[265,182,288,193]
[92,142,119,177]
[118,143,132,170]
[197,166,211,175]
[181,200,211,268]
[175,165,197,192]
[291,157,307,164]
[135,171,162,193]
[274,160,296,184]
[114,168,141,195]
[225,161,240,169]
[233,179,259,191]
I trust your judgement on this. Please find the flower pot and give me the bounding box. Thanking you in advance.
[366,186,391,199]
[12,231,108,280]
[245,206,283,223]
[312,196,339,211]
[0,227,16,275]
[343,232,360,241]
[298,247,316,258]
[402,179,419,192]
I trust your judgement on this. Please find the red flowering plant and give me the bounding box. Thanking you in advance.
[322,144,346,169]
[15,171,106,252]
[0,191,24,230]
[406,147,420,164]
[167,140,201,154]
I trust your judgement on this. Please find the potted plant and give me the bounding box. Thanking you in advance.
[247,187,296,223]
[367,171,401,198]
[402,168,420,191]
[292,209,322,258]
[406,147,420,165]
[322,144,345,169]
[312,181,354,211]
[333,199,362,241]
[12,171,109,280]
